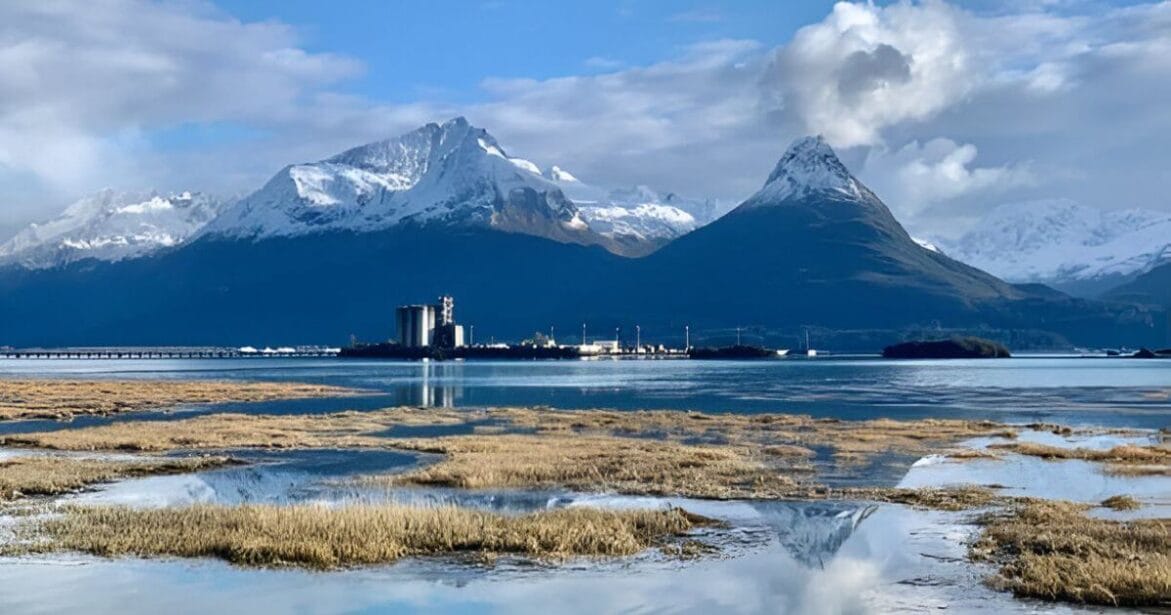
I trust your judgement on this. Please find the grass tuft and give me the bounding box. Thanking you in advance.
[11,504,709,569]
[972,500,1171,606]
[1100,495,1141,511]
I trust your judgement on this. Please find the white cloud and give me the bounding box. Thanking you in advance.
[765,1,978,148]
[859,138,1033,227]
[0,0,361,223]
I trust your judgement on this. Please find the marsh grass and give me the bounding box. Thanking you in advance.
[365,434,807,499]
[1,408,466,452]
[0,379,359,421]
[989,442,1170,462]
[12,504,709,569]
[972,500,1171,606]
[489,408,1017,460]
[1100,495,1141,511]
[3,405,1040,501]
[0,456,233,501]
[7,405,1020,465]
[843,486,1001,511]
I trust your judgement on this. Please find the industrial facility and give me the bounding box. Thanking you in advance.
[395,296,465,349]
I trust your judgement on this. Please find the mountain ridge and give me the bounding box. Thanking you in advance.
[0,129,1161,348]
[939,199,1171,297]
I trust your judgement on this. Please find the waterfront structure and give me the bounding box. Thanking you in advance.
[395,296,465,349]
[396,304,436,348]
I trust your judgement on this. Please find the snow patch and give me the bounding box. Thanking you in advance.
[941,199,1171,283]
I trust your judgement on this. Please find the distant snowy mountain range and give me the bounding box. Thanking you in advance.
[938,199,1171,296]
[5,119,1168,303]
[0,190,222,269]
[0,130,1156,348]
[1,118,713,268]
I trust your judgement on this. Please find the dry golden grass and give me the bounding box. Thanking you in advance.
[842,486,1001,511]
[989,441,1170,462]
[1100,495,1141,511]
[3,404,1019,462]
[0,455,232,501]
[366,434,807,500]
[945,449,1000,461]
[0,379,359,421]
[487,408,1017,460]
[0,407,468,452]
[1107,464,1171,477]
[11,504,709,569]
[972,500,1171,606]
[1,405,1037,501]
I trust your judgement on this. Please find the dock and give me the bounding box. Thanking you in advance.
[0,347,340,360]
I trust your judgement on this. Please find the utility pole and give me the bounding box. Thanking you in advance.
[582,323,587,346]
[550,325,555,344]
[736,327,742,346]
[685,325,690,350]
[636,325,641,352]
[469,325,474,346]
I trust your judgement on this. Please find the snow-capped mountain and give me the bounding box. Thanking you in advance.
[202,117,605,248]
[940,199,1171,295]
[741,135,877,209]
[0,190,223,269]
[541,168,709,249]
[0,133,1157,349]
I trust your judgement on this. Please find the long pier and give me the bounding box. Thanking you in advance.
[0,347,340,360]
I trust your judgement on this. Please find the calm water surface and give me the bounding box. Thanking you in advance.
[1,356,1168,429]
[2,357,1168,614]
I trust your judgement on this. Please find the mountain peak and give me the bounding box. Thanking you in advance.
[441,116,471,130]
[764,135,856,190]
[737,136,870,210]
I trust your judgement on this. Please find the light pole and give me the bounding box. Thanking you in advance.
[469,325,474,346]
[736,327,742,346]
[685,325,690,351]
[635,325,641,353]
[582,323,587,346]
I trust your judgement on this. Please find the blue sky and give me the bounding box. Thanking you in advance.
[215,1,829,103]
[1,0,1170,242]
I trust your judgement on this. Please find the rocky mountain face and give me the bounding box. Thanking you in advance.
[200,117,611,250]
[2,118,715,267]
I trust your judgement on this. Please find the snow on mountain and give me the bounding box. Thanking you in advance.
[0,190,223,269]
[201,117,595,246]
[941,199,1171,289]
[543,169,713,244]
[912,237,942,253]
[742,135,876,208]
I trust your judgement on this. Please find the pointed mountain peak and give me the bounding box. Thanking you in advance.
[765,135,852,187]
[739,135,869,209]
[441,116,471,130]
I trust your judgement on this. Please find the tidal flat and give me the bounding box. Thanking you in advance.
[0,379,361,421]
[1,372,1169,613]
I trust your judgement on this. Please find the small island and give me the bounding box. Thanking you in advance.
[687,345,776,359]
[882,337,1011,359]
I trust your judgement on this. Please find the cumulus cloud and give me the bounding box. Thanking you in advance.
[859,138,1033,229]
[765,1,977,148]
[0,0,362,222]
